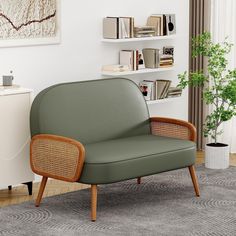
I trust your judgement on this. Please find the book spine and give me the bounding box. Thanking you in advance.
[133,51,136,71]
[136,50,139,70]
[130,17,134,38]
[117,18,119,39]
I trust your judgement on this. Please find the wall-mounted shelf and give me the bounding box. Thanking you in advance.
[146,96,181,105]
[102,66,174,76]
[102,35,176,43]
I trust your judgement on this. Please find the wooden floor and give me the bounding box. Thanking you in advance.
[1,152,236,208]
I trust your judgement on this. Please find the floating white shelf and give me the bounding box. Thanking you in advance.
[102,35,176,43]
[146,96,181,105]
[102,66,174,76]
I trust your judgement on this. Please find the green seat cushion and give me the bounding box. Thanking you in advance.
[79,135,196,184]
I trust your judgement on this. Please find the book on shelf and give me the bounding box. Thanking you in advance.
[134,26,156,38]
[119,50,139,71]
[159,54,174,67]
[117,46,174,70]
[155,80,171,99]
[146,15,164,36]
[146,14,176,36]
[139,79,172,100]
[103,17,118,39]
[167,87,182,97]
[103,16,134,39]
[102,64,130,72]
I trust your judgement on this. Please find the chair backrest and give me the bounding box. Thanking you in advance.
[30,78,151,144]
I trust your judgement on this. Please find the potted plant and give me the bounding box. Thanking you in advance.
[178,32,236,169]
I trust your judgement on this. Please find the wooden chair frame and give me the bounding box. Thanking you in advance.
[148,117,200,197]
[30,117,200,222]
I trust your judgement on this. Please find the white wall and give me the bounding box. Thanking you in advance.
[0,0,189,187]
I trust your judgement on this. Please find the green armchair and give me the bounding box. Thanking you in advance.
[30,78,199,221]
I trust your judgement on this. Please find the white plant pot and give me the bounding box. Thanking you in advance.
[205,143,229,169]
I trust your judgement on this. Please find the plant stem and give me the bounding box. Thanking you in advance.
[214,127,217,144]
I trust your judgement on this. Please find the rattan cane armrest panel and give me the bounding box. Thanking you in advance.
[30,134,85,182]
[150,117,196,142]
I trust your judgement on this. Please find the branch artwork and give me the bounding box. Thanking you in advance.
[0,0,59,47]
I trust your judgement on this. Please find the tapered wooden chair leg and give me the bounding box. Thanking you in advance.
[137,177,141,184]
[91,185,97,222]
[35,176,48,207]
[188,165,200,197]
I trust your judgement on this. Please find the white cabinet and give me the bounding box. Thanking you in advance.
[0,88,34,193]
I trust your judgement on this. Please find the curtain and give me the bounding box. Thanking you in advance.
[189,0,211,150]
[210,0,236,153]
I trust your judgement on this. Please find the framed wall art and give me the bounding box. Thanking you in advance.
[0,0,60,48]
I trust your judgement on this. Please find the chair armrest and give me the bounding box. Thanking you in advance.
[30,134,85,182]
[150,117,196,142]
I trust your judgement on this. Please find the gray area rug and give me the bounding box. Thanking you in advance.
[1,165,236,236]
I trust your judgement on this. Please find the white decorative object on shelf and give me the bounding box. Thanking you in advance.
[102,66,174,76]
[0,88,34,188]
[102,35,176,43]
[205,144,229,169]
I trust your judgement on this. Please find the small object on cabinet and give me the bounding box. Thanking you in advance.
[2,70,14,86]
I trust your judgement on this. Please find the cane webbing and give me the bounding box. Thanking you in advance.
[151,121,190,141]
[31,135,85,182]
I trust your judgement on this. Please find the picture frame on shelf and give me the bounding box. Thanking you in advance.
[139,81,153,101]
[163,46,174,56]
[138,51,145,69]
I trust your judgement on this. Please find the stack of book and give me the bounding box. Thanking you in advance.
[119,50,139,71]
[102,64,130,73]
[167,87,182,98]
[139,79,171,101]
[103,17,134,39]
[134,26,156,37]
[146,14,176,36]
[159,54,174,68]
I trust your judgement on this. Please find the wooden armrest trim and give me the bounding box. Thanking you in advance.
[150,117,196,142]
[30,134,85,182]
